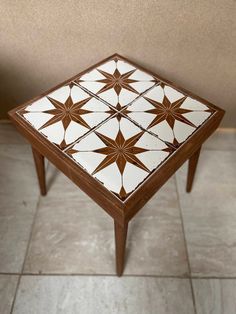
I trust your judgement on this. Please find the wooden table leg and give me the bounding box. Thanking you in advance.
[114,221,128,277]
[186,146,202,193]
[32,146,47,196]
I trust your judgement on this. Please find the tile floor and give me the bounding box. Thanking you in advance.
[0,123,235,314]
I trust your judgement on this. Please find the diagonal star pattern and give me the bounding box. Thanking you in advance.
[96,68,138,95]
[144,95,195,129]
[92,130,149,175]
[38,95,92,131]
[18,56,215,200]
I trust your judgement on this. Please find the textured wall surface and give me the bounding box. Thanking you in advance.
[0,0,235,126]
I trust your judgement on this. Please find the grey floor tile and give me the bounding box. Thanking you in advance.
[0,145,39,272]
[125,176,188,275]
[24,163,188,276]
[13,276,194,314]
[0,275,19,314]
[176,150,236,277]
[0,123,27,144]
[193,279,236,314]
[203,128,236,151]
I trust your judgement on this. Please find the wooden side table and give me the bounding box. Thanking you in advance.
[8,54,225,276]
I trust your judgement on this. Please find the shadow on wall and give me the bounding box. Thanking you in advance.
[0,58,57,119]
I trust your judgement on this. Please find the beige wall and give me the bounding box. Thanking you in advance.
[0,0,235,126]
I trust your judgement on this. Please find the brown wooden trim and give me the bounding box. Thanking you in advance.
[186,146,202,193]
[114,220,128,276]
[32,146,47,196]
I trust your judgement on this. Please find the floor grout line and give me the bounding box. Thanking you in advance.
[20,195,42,274]
[2,272,236,279]
[8,164,48,313]
[9,192,42,313]
[10,275,21,314]
[0,272,236,280]
[174,174,197,314]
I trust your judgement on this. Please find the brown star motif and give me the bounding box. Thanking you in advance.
[38,96,93,131]
[96,68,139,96]
[91,130,150,175]
[143,95,197,129]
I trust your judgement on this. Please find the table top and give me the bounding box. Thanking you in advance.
[15,54,222,202]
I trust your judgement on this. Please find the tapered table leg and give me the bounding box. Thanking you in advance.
[32,147,47,196]
[186,146,202,193]
[114,221,128,277]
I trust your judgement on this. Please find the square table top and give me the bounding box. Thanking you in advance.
[10,54,224,207]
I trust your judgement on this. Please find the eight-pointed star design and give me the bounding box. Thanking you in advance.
[97,68,139,96]
[92,130,150,175]
[38,95,92,131]
[144,94,196,129]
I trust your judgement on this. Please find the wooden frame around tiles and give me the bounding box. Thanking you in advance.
[8,53,225,276]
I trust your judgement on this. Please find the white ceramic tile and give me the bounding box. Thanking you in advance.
[76,57,157,109]
[18,83,113,149]
[66,115,172,200]
[124,83,215,146]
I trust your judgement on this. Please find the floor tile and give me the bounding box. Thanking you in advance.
[13,276,194,314]
[125,176,188,276]
[193,279,236,314]
[203,128,236,151]
[0,123,27,144]
[0,275,18,314]
[176,150,236,276]
[0,145,39,272]
[24,163,188,276]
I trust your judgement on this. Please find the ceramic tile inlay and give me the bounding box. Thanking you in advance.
[66,115,173,200]
[123,83,215,146]
[75,56,158,109]
[18,83,115,149]
[15,55,220,202]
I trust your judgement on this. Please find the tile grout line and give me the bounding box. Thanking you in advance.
[174,174,197,314]
[9,175,44,314]
[9,275,21,314]
[2,271,236,279]
[2,272,236,279]
[20,195,42,273]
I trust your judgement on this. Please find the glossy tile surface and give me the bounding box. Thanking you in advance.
[75,56,157,109]
[123,83,215,146]
[193,279,236,314]
[0,275,18,314]
[24,164,188,275]
[66,115,173,200]
[13,276,194,314]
